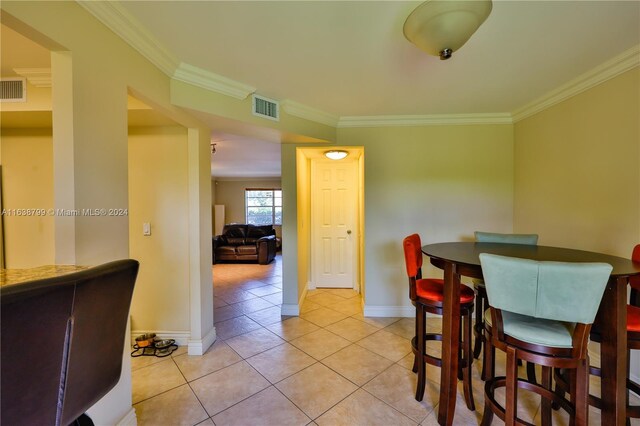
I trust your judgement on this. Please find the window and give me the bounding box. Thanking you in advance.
[245,189,282,225]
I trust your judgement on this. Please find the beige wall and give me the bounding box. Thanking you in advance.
[514,68,639,256]
[514,67,640,380]
[128,127,190,333]
[2,2,213,423]
[213,178,282,238]
[281,124,515,312]
[0,128,54,268]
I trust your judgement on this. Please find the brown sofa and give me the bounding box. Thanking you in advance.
[213,224,277,265]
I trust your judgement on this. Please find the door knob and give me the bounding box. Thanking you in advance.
[347,230,352,235]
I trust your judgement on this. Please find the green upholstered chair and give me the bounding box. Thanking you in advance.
[479,253,611,426]
[403,234,476,409]
[472,232,539,381]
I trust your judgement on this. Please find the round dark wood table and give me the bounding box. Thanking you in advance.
[422,242,640,426]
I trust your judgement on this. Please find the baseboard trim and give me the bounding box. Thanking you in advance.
[299,285,309,305]
[116,407,137,426]
[188,326,217,355]
[363,305,414,318]
[131,330,190,346]
[281,304,300,316]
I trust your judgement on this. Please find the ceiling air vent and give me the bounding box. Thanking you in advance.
[0,78,26,102]
[252,94,279,121]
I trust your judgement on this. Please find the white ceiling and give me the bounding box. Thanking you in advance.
[211,133,282,178]
[4,2,639,178]
[120,1,640,116]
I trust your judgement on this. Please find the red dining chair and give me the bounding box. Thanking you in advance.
[403,234,476,408]
[554,243,640,423]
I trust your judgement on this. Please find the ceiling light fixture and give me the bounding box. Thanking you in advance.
[211,143,217,155]
[324,150,348,160]
[403,0,492,60]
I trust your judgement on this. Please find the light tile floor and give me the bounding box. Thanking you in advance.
[132,255,639,425]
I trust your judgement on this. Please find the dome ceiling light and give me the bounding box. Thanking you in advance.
[324,150,348,160]
[403,0,492,60]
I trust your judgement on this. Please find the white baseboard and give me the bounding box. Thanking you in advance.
[363,305,414,318]
[299,285,309,306]
[280,284,306,316]
[131,330,191,346]
[188,326,217,355]
[307,280,316,290]
[281,304,300,316]
[116,407,137,426]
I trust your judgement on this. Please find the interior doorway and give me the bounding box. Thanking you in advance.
[310,156,358,288]
[296,147,365,295]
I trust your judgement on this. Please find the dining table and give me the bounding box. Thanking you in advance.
[421,241,640,426]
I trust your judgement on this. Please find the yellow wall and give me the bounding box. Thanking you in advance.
[295,149,311,305]
[128,127,191,333]
[0,128,54,268]
[514,68,640,256]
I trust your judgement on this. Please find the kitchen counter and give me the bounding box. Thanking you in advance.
[0,265,89,287]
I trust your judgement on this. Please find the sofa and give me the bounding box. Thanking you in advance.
[213,224,277,265]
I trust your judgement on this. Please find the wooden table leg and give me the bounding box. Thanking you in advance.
[596,276,627,425]
[438,262,461,426]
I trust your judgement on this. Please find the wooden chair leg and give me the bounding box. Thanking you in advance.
[505,346,518,426]
[526,361,537,385]
[412,305,419,374]
[473,292,484,359]
[462,311,475,411]
[541,366,552,426]
[480,404,494,426]
[552,368,565,410]
[574,358,589,426]
[415,304,426,401]
[482,331,495,382]
[569,368,577,426]
[458,319,464,381]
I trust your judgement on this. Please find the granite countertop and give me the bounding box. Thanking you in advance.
[0,265,89,287]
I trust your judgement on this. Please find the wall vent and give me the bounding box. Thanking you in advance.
[252,94,279,121]
[0,78,26,102]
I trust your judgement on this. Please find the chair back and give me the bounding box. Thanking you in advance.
[1,259,139,426]
[631,243,640,291]
[403,233,423,278]
[475,231,538,245]
[479,254,611,324]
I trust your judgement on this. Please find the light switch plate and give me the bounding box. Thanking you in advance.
[143,222,151,236]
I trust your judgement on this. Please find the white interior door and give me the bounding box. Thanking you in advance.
[311,158,357,288]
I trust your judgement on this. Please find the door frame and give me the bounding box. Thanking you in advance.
[310,156,358,289]
[295,147,365,296]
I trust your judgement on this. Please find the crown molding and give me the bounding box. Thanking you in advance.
[338,113,513,128]
[77,1,179,76]
[281,100,339,127]
[13,68,51,87]
[173,63,256,100]
[512,44,640,123]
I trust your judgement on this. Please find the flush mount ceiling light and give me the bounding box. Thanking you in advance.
[403,0,492,60]
[324,150,348,160]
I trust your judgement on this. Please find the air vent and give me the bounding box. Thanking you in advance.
[252,94,279,121]
[0,78,26,102]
